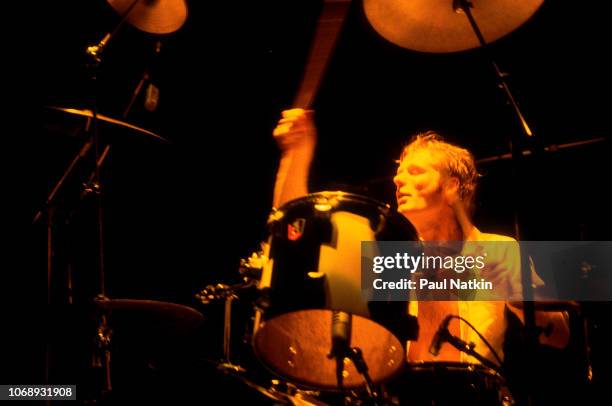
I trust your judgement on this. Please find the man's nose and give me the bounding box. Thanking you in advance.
[393,173,404,188]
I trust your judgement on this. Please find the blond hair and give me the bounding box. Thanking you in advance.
[400,131,480,214]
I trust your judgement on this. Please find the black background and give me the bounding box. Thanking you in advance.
[18,0,612,401]
[34,0,611,299]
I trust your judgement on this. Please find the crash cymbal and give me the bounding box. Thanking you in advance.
[46,106,167,142]
[363,0,544,53]
[107,0,188,34]
[508,301,581,312]
[95,298,205,339]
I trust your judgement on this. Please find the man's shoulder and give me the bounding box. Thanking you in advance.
[477,232,517,242]
[472,227,517,242]
[472,230,521,266]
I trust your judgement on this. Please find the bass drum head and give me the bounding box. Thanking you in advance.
[254,310,405,390]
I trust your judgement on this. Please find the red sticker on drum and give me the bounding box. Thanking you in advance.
[287,219,305,241]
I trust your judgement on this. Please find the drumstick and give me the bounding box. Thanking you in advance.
[293,0,351,108]
[273,1,350,208]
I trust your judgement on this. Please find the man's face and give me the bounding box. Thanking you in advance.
[393,148,449,219]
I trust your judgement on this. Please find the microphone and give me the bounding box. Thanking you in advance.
[331,310,352,356]
[329,310,352,389]
[429,315,453,356]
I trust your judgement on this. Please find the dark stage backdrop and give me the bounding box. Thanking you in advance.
[23,0,612,397]
[36,0,610,298]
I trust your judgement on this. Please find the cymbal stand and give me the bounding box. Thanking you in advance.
[453,1,539,400]
[32,122,94,406]
[453,0,533,139]
[84,0,145,297]
[81,2,144,398]
[452,0,536,236]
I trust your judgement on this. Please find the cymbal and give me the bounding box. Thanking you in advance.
[47,106,168,142]
[363,0,544,53]
[508,301,581,312]
[107,0,188,34]
[94,298,205,341]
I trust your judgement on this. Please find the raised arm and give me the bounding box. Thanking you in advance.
[272,108,317,208]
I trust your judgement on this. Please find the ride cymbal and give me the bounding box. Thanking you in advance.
[363,0,544,53]
[107,0,188,34]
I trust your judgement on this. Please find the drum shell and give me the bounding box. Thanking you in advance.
[389,361,513,406]
[252,192,419,390]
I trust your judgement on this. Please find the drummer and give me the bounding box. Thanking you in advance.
[271,108,569,365]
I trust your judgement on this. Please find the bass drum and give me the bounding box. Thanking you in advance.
[253,191,419,390]
[390,362,514,405]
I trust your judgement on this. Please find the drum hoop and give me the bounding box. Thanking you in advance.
[273,191,391,217]
[406,361,501,378]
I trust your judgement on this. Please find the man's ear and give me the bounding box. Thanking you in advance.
[443,176,460,205]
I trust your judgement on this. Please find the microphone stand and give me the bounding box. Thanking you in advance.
[327,312,382,405]
[346,347,379,402]
[328,346,380,403]
[437,327,502,374]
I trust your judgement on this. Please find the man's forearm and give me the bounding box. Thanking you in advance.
[273,146,313,208]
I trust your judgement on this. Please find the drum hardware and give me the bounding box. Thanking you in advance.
[91,299,113,395]
[39,2,187,402]
[329,343,381,403]
[327,311,382,401]
[453,1,544,381]
[429,315,503,374]
[90,297,205,385]
[394,362,514,406]
[84,297,204,401]
[193,261,334,405]
[269,379,320,399]
[476,137,609,164]
[195,277,260,374]
[193,250,266,305]
[326,311,394,405]
[195,283,240,372]
[239,251,267,280]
